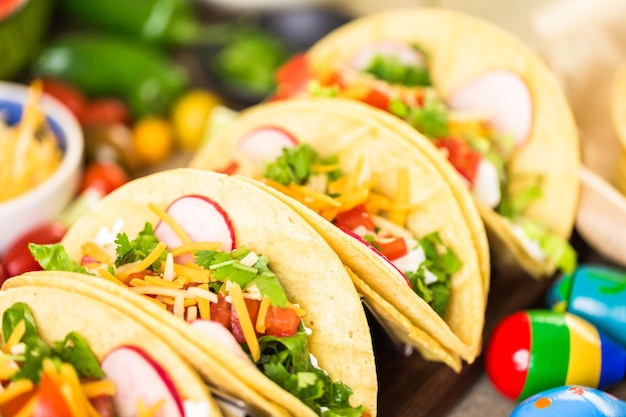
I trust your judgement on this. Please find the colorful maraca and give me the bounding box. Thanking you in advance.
[548,264,626,346]
[510,386,626,417]
[486,310,626,401]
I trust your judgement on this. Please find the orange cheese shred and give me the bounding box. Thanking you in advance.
[148,202,192,245]
[230,283,260,361]
[3,319,25,353]
[116,242,167,281]
[255,297,271,333]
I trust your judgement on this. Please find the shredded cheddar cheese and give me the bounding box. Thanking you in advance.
[0,379,34,405]
[97,268,126,286]
[82,380,116,397]
[255,297,271,333]
[144,274,183,289]
[170,241,221,256]
[389,167,410,226]
[0,79,62,203]
[137,397,165,417]
[3,319,25,353]
[230,283,260,361]
[173,263,211,283]
[116,242,167,281]
[81,241,114,264]
[148,202,193,245]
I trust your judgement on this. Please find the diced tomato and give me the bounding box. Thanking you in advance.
[333,204,375,232]
[265,306,301,337]
[216,160,239,175]
[272,54,314,101]
[33,372,73,417]
[231,298,260,344]
[210,294,232,330]
[433,137,481,185]
[361,87,391,111]
[374,235,408,261]
[80,161,129,196]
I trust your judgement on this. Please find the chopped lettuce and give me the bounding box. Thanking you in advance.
[497,175,544,220]
[258,329,364,417]
[28,243,88,274]
[521,220,578,275]
[403,232,461,317]
[2,303,104,383]
[195,245,288,307]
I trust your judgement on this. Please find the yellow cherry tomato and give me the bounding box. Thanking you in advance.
[171,89,221,150]
[132,116,174,165]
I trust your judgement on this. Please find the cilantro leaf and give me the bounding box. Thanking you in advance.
[390,95,450,139]
[115,222,165,270]
[364,47,432,87]
[28,243,88,274]
[264,144,341,186]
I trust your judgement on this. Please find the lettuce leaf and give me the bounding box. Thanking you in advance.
[28,243,88,274]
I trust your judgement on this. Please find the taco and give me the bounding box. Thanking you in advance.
[611,63,626,196]
[189,97,488,369]
[28,169,376,417]
[272,7,580,278]
[0,270,221,417]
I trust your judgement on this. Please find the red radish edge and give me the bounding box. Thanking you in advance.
[190,319,251,363]
[447,70,533,147]
[101,345,184,417]
[350,41,425,71]
[155,195,235,253]
[237,126,298,164]
[339,226,412,288]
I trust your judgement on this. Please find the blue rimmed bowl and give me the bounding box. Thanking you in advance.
[0,81,84,253]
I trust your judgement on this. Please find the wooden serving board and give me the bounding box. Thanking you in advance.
[372,231,618,417]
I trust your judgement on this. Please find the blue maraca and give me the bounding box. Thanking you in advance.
[548,264,626,346]
[510,385,626,416]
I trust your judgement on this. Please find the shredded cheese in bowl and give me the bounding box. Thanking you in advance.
[0,80,62,202]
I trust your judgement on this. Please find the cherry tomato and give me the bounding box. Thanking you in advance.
[231,298,260,344]
[33,372,74,417]
[79,98,131,126]
[2,221,68,280]
[80,161,129,196]
[265,306,300,337]
[210,294,232,330]
[334,204,375,232]
[434,137,481,184]
[374,235,408,261]
[171,89,221,150]
[41,78,86,120]
[132,116,174,166]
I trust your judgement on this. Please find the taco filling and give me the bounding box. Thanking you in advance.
[274,44,577,275]
[233,139,461,318]
[28,195,365,417]
[0,302,193,417]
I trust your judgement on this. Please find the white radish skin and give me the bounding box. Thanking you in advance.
[155,195,235,253]
[447,70,533,147]
[101,345,184,417]
[350,41,425,70]
[190,319,252,363]
[237,126,298,164]
[471,159,501,208]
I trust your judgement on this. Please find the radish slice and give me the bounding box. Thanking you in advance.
[155,195,235,253]
[190,319,251,363]
[338,226,412,288]
[237,126,298,164]
[101,345,184,417]
[447,70,533,147]
[350,41,425,71]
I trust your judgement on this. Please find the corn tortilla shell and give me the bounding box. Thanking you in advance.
[60,169,376,416]
[189,98,486,364]
[0,272,222,417]
[307,7,580,278]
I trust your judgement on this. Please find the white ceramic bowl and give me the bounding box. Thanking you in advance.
[0,81,83,254]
